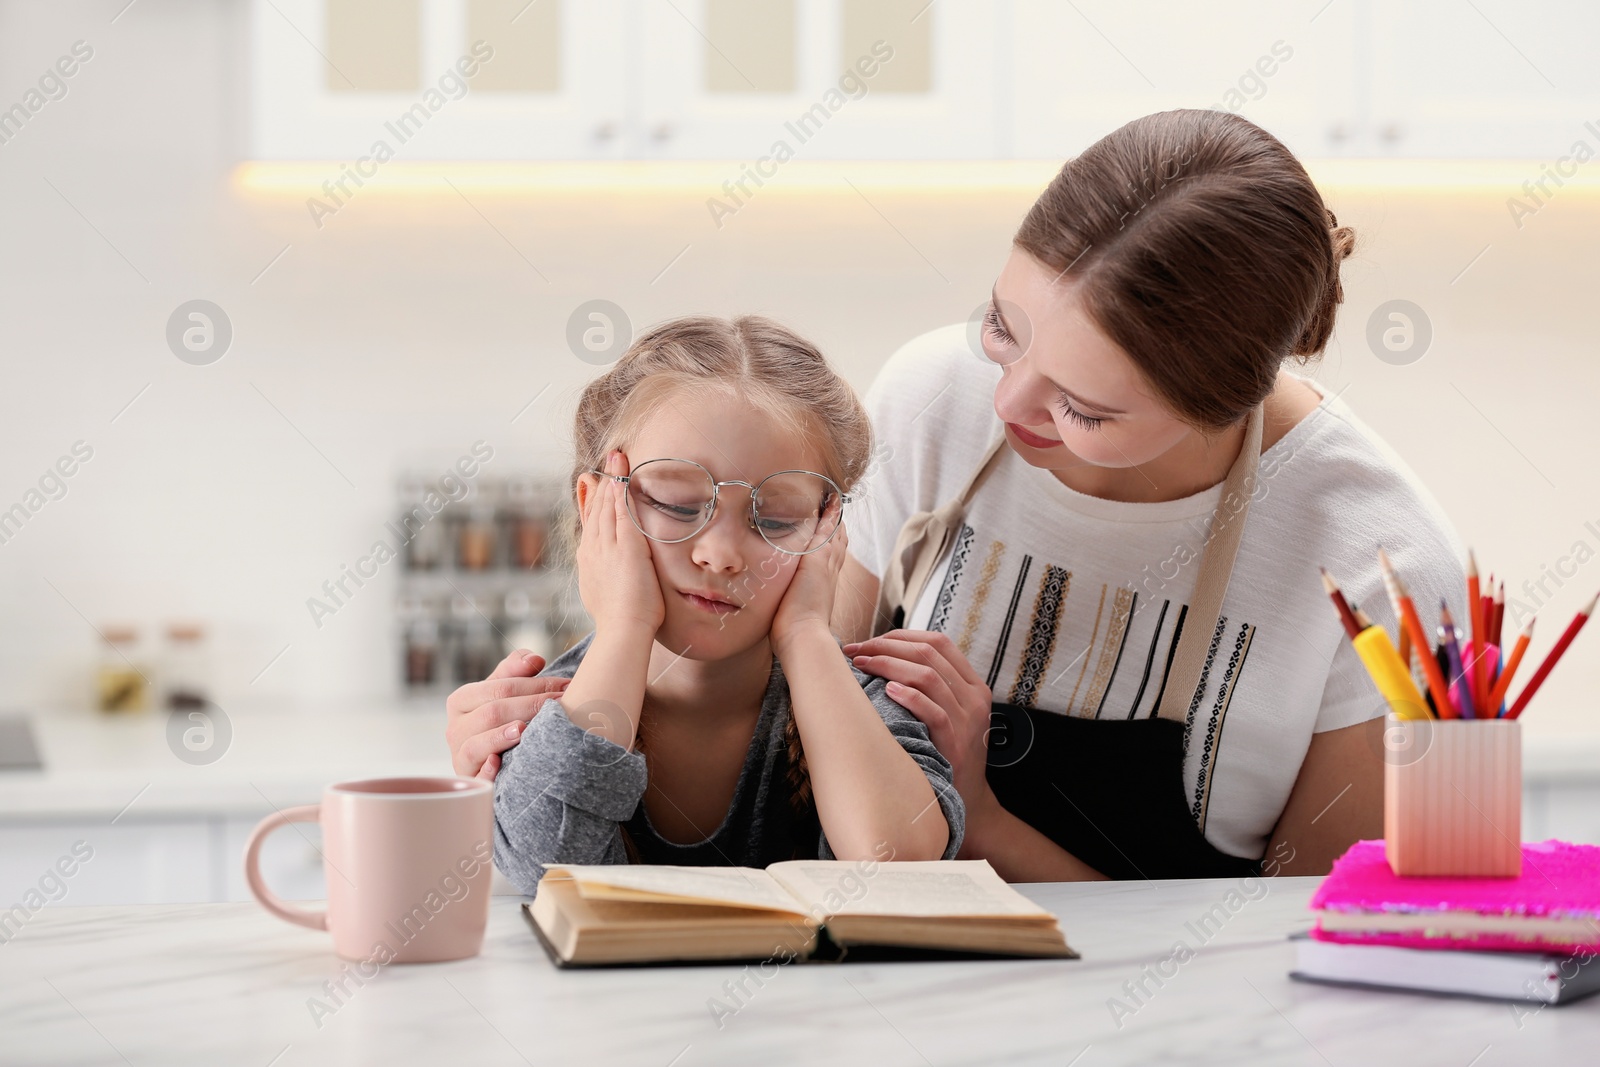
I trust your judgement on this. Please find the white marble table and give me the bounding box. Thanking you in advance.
[4,876,1596,1066]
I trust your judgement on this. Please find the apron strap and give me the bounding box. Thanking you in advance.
[1152,404,1265,724]
[873,433,1006,634]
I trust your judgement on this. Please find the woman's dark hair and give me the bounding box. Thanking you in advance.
[1014,109,1356,431]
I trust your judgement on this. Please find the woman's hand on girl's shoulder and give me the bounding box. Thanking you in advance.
[446,650,571,781]
[842,630,993,801]
[577,450,666,637]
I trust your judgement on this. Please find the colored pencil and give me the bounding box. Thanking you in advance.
[1440,602,1477,719]
[1467,551,1488,716]
[1320,567,1361,639]
[1484,579,1497,646]
[1485,616,1534,716]
[1507,591,1598,719]
[1378,548,1450,720]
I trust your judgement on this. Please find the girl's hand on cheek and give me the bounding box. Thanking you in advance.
[771,525,847,652]
[577,450,666,637]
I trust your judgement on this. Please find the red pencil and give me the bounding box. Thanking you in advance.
[1320,567,1361,639]
[1486,615,1534,715]
[1484,579,1497,646]
[1507,591,1598,719]
[1468,551,1489,714]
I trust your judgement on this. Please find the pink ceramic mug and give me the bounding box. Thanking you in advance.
[243,776,495,963]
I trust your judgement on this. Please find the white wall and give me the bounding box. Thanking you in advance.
[2,1,1598,741]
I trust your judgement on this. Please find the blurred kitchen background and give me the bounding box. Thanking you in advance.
[2,0,1598,905]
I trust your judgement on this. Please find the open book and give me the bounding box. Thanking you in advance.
[524,859,1076,966]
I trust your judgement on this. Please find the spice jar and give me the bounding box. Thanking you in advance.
[163,623,211,709]
[96,626,149,713]
[505,477,549,571]
[401,477,447,571]
[458,503,498,571]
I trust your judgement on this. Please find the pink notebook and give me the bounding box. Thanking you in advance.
[1310,839,1600,954]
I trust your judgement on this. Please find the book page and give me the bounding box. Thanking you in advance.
[767,860,1056,919]
[544,864,808,915]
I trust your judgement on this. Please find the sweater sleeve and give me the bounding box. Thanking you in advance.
[491,698,649,896]
[815,671,966,862]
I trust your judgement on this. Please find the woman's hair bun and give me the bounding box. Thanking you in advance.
[1292,208,1357,359]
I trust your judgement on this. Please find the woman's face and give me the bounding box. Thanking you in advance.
[985,248,1197,471]
[579,388,824,661]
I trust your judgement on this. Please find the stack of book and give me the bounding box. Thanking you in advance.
[1292,839,1600,1004]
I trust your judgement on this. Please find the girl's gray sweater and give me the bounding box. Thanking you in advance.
[492,633,964,896]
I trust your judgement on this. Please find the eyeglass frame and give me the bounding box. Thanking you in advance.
[588,457,853,556]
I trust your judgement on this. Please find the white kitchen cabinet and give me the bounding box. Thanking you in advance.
[251,0,998,160]
[634,0,1002,160]
[1009,0,1600,161]
[1007,0,1363,161]
[252,0,1600,162]
[1367,0,1600,158]
[251,0,630,160]
[0,819,214,908]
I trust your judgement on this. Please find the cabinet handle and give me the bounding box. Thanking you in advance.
[651,122,675,143]
[593,121,618,142]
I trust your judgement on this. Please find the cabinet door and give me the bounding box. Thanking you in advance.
[1009,0,1360,161]
[250,0,629,160]
[634,0,1001,160]
[0,821,213,908]
[1368,0,1600,157]
[223,815,327,902]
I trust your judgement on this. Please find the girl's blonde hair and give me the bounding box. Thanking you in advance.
[567,314,873,822]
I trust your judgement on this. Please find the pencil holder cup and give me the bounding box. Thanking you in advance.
[1383,715,1521,877]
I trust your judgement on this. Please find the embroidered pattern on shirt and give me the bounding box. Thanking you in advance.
[1191,620,1257,826]
[986,554,1034,691]
[927,523,975,634]
[957,538,1007,658]
[1121,598,1169,719]
[1007,563,1070,709]
[1063,583,1106,715]
[1084,585,1137,718]
[1180,615,1230,749]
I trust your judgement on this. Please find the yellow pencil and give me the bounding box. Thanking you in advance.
[1350,608,1431,721]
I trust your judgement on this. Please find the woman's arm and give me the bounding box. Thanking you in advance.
[774,531,950,861]
[843,629,1107,880]
[1264,717,1384,876]
[960,791,1107,882]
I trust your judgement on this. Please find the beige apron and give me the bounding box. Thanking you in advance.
[874,405,1265,724]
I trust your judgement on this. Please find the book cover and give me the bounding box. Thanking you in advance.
[1310,839,1600,954]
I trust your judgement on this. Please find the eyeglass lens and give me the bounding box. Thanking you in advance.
[623,460,842,554]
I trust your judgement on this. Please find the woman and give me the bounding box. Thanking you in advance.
[832,109,1464,880]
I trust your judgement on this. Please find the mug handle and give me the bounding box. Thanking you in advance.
[243,804,328,931]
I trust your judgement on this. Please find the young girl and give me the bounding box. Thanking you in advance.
[490,315,962,894]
